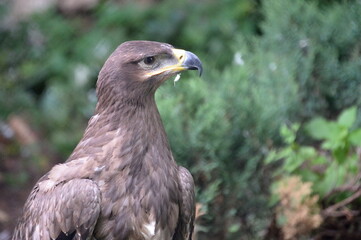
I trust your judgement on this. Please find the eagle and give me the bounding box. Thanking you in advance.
[12,40,203,240]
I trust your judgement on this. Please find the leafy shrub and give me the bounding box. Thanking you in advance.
[266,107,361,238]
[236,0,361,121]
[267,107,361,196]
[222,1,361,235]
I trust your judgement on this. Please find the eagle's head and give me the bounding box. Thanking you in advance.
[96,41,203,107]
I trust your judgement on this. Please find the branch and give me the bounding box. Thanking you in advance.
[324,172,361,199]
[322,188,361,217]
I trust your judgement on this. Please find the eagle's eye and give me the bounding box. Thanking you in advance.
[144,56,155,65]
[138,55,161,70]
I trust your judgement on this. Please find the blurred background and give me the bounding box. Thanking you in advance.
[1,0,361,239]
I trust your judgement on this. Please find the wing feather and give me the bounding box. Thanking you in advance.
[173,166,195,240]
[12,179,101,240]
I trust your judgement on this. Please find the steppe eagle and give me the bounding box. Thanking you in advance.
[12,40,203,240]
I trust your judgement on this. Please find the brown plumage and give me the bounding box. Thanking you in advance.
[12,41,202,240]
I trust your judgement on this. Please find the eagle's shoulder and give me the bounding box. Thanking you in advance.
[37,156,95,192]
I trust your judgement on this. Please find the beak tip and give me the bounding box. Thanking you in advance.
[183,51,203,77]
[196,67,203,77]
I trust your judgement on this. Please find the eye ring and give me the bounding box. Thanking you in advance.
[143,56,155,65]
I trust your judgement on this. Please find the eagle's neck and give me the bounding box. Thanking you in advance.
[70,94,176,171]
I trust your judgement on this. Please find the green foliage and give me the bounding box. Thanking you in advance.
[235,0,361,121]
[267,107,361,198]
[306,107,361,161]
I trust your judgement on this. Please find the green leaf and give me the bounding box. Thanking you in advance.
[337,106,357,128]
[278,147,294,159]
[228,223,241,233]
[280,124,298,144]
[265,150,277,164]
[283,154,304,173]
[349,129,361,146]
[320,163,339,196]
[321,139,342,151]
[299,169,320,183]
[305,117,332,140]
[311,156,327,165]
[333,146,348,164]
[320,125,347,151]
[299,146,317,159]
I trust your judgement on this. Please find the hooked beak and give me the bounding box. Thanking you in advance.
[172,49,203,76]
